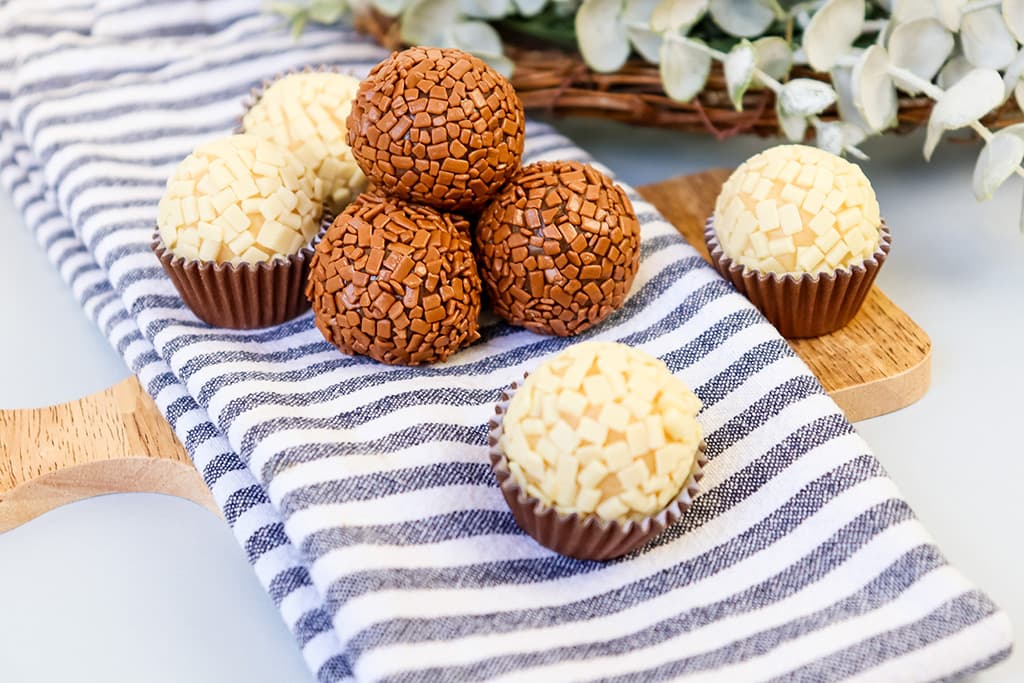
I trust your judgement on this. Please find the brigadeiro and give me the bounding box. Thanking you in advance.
[346,46,526,212]
[306,193,482,365]
[475,160,641,336]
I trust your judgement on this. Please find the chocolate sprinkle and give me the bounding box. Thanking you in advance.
[306,193,482,365]
[475,160,641,336]
[346,47,526,212]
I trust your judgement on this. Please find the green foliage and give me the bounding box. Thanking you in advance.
[269,0,1024,202]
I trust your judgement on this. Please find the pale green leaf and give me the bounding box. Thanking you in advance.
[627,27,664,63]
[458,0,513,17]
[852,44,898,132]
[802,0,864,72]
[961,8,1016,70]
[891,0,938,23]
[814,120,867,157]
[659,37,712,102]
[778,78,837,116]
[623,0,659,24]
[887,19,953,94]
[831,65,871,132]
[1002,48,1024,100]
[308,0,346,22]
[776,100,807,141]
[709,0,774,38]
[937,0,966,30]
[576,0,631,73]
[751,36,792,85]
[401,0,460,44]
[937,55,972,89]
[373,0,411,14]
[650,0,708,32]
[925,68,1004,159]
[1004,0,1024,44]
[446,20,504,55]
[1016,80,1024,112]
[725,40,755,110]
[513,0,548,15]
[973,131,1024,200]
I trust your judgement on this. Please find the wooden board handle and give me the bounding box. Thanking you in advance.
[0,377,217,532]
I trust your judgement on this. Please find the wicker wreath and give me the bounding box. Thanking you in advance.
[354,8,1024,140]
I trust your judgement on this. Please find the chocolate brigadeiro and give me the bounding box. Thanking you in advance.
[346,46,526,212]
[475,160,641,336]
[306,193,482,365]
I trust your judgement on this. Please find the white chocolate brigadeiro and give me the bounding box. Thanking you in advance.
[242,72,367,210]
[500,341,703,523]
[157,134,324,264]
[713,144,882,275]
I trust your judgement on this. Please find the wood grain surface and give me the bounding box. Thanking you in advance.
[0,169,931,532]
[638,169,932,422]
[0,378,217,532]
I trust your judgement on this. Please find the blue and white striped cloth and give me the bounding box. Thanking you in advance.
[0,2,1013,681]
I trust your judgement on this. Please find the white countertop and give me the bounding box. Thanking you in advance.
[0,120,1020,682]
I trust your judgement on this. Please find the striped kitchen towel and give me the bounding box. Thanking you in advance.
[0,2,1013,681]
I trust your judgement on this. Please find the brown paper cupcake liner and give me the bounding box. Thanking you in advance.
[488,379,707,561]
[152,211,334,330]
[704,218,892,338]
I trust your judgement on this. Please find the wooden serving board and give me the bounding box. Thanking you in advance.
[0,169,930,532]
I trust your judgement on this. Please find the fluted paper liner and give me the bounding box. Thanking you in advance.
[488,379,707,561]
[151,211,332,329]
[704,218,892,338]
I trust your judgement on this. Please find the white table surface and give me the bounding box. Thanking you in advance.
[0,120,1020,682]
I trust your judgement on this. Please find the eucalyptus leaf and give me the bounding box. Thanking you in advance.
[660,37,712,102]
[937,55,972,90]
[650,0,708,32]
[401,0,460,45]
[891,0,938,23]
[373,0,412,15]
[308,0,346,22]
[832,65,871,132]
[623,0,658,25]
[925,68,1004,159]
[447,20,504,56]
[852,45,898,132]
[960,8,1016,70]
[1016,80,1024,113]
[709,0,774,38]
[887,19,953,94]
[1004,0,1024,44]
[776,99,808,141]
[937,0,965,30]
[814,120,846,155]
[779,78,837,116]
[513,0,548,15]
[1002,49,1024,100]
[973,131,1024,200]
[725,40,756,110]
[751,36,792,85]
[576,0,631,73]
[459,0,513,17]
[802,0,864,71]
[628,27,664,63]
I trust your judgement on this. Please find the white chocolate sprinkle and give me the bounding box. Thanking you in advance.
[157,134,323,264]
[242,72,367,211]
[713,145,882,274]
[500,342,703,523]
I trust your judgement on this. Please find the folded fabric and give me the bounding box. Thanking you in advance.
[0,2,1012,682]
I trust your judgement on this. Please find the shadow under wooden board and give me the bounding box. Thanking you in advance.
[0,169,930,532]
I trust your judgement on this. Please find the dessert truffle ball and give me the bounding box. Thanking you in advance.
[500,342,703,522]
[713,144,882,274]
[475,160,641,336]
[346,46,526,212]
[242,72,367,211]
[306,193,482,365]
[157,134,323,263]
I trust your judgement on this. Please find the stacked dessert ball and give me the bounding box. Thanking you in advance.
[306,47,643,365]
